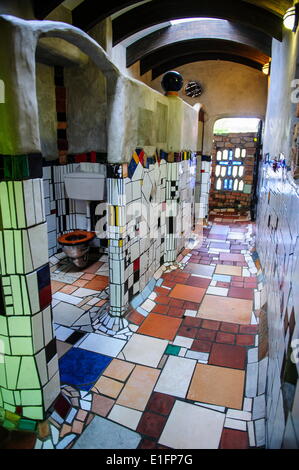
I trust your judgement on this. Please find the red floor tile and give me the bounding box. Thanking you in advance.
[146,392,175,416]
[183,301,200,310]
[220,429,249,449]
[152,304,169,315]
[128,310,146,326]
[155,296,171,305]
[236,334,255,346]
[201,319,221,330]
[186,277,211,289]
[239,325,258,334]
[228,287,254,300]
[209,343,246,369]
[196,328,217,341]
[138,313,182,341]
[84,275,109,290]
[216,331,235,345]
[191,339,212,353]
[169,298,185,308]
[183,317,202,328]
[168,307,185,318]
[136,412,167,439]
[177,325,198,339]
[170,284,206,304]
[221,322,239,334]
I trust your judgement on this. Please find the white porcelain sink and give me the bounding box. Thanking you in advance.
[64,172,106,201]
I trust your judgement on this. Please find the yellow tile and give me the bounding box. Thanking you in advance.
[215,264,242,276]
[92,376,123,399]
[103,359,135,382]
[197,295,252,324]
[116,365,160,411]
[187,364,245,409]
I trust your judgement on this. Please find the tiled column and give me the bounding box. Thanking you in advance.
[0,154,60,429]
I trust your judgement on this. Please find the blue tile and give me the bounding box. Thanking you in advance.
[59,348,112,392]
[131,293,143,309]
[136,307,148,316]
[213,274,231,283]
[156,279,163,286]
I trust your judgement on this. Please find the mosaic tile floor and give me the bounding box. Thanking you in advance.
[1,213,266,450]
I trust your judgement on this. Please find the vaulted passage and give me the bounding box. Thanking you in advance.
[0,0,298,452]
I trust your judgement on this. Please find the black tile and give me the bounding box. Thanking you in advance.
[45,338,57,363]
[65,331,86,346]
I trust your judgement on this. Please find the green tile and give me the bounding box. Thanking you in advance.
[0,182,11,229]
[165,344,181,356]
[1,277,10,287]
[0,232,6,274]
[14,390,21,405]
[5,410,21,423]
[3,403,15,412]
[0,316,8,335]
[0,335,11,356]
[21,276,31,315]
[22,231,33,273]
[5,356,21,389]
[8,316,31,336]
[11,276,23,314]
[18,418,37,432]
[17,357,40,389]
[3,286,11,295]
[21,390,42,406]
[14,181,26,228]
[1,388,15,405]
[3,418,17,430]
[23,406,43,421]
[3,230,15,274]
[11,155,29,180]
[0,407,4,421]
[14,231,24,274]
[244,184,252,194]
[11,337,33,355]
[8,181,17,229]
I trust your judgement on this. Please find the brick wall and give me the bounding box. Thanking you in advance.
[209,132,257,211]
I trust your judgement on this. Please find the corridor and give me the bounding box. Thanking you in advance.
[0,211,265,449]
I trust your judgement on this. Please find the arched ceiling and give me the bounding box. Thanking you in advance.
[140,38,269,75]
[127,20,272,68]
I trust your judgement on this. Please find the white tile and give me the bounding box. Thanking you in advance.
[140,299,155,313]
[226,409,251,421]
[52,292,82,306]
[246,362,258,398]
[53,302,85,327]
[154,356,196,399]
[224,418,247,431]
[253,394,266,420]
[108,405,142,431]
[121,334,167,368]
[185,351,209,362]
[194,402,225,413]
[255,418,265,447]
[159,401,225,449]
[184,310,197,317]
[247,421,256,447]
[206,286,228,297]
[244,397,253,412]
[173,336,193,349]
[72,288,101,297]
[77,333,126,358]
[248,347,258,363]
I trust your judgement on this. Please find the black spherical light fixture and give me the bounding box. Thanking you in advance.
[161,71,184,95]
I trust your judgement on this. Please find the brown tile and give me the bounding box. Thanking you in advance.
[72,420,84,434]
[239,325,258,334]
[138,313,182,341]
[136,412,167,439]
[73,279,89,288]
[187,364,245,409]
[201,319,221,330]
[152,304,169,314]
[116,365,160,411]
[216,332,235,345]
[219,253,245,262]
[191,339,212,353]
[128,310,145,325]
[228,287,254,300]
[198,295,252,324]
[60,285,78,294]
[92,376,124,398]
[146,392,175,416]
[209,343,246,369]
[196,328,216,341]
[103,359,135,382]
[60,424,72,439]
[170,284,206,303]
[220,429,249,449]
[91,394,115,417]
[183,317,202,328]
[186,277,211,288]
[51,280,65,294]
[56,340,72,359]
[221,322,239,334]
[215,265,242,276]
[169,298,185,308]
[236,334,255,346]
[76,410,88,422]
[177,325,198,339]
[155,296,170,305]
[81,273,96,280]
[84,275,109,290]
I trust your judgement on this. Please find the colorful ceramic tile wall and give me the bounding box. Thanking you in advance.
[256,163,299,448]
[43,161,107,257]
[107,149,197,318]
[210,133,257,210]
[0,153,60,427]
[197,156,212,221]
